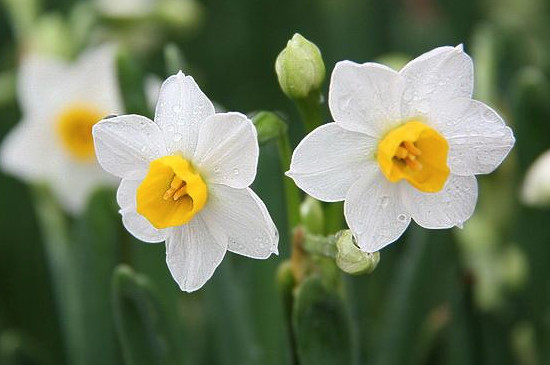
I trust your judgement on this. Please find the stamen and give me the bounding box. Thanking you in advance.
[405,157,423,171]
[163,176,185,200]
[403,141,422,156]
[172,185,188,201]
[395,146,409,159]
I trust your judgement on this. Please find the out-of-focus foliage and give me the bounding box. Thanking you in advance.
[1,0,549,364]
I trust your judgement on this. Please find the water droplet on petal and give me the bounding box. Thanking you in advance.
[174,133,182,142]
[233,168,239,175]
[380,196,390,208]
[397,214,407,222]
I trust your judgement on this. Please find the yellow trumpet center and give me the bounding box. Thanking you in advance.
[377,121,450,192]
[137,155,208,229]
[56,103,105,161]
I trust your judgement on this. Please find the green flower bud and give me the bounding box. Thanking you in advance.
[155,0,204,31]
[335,230,380,275]
[500,245,528,290]
[275,33,325,100]
[27,14,75,58]
[300,195,324,235]
[252,111,288,146]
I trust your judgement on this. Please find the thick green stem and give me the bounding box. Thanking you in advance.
[277,132,301,232]
[31,185,85,365]
[302,233,338,258]
[295,90,324,133]
[324,202,344,234]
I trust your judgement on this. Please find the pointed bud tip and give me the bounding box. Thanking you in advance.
[275,33,326,100]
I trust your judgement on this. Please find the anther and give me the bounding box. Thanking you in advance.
[395,146,409,159]
[403,141,422,156]
[163,176,185,200]
[172,185,188,201]
[405,158,423,171]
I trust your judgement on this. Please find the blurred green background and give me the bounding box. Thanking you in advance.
[1,0,550,364]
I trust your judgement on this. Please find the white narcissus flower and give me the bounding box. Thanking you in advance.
[521,150,550,207]
[0,46,123,213]
[92,71,279,292]
[287,45,515,252]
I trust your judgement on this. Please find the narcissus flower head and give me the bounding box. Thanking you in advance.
[0,45,122,213]
[287,45,515,252]
[93,71,279,292]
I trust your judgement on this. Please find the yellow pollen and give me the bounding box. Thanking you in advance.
[172,185,188,201]
[403,140,422,156]
[56,103,105,161]
[137,155,207,229]
[163,176,185,200]
[377,121,450,193]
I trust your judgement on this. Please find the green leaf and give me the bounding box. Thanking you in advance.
[72,189,121,365]
[293,275,353,365]
[112,265,180,365]
[0,330,44,365]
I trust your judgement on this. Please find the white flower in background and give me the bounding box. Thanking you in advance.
[93,71,279,292]
[0,46,122,213]
[521,150,550,207]
[287,45,515,252]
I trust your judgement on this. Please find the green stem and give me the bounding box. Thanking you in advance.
[324,202,344,234]
[301,233,338,258]
[277,131,301,232]
[295,90,324,133]
[31,185,85,365]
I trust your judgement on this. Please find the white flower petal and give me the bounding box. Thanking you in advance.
[49,160,118,214]
[329,61,404,137]
[70,45,124,114]
[441,100,515,176]
[18,55,69,114]
[401,174,478,229]
[287,123,378,202]
[154,72,215,157]
[116,179,168,243]
[400,45,473,119]
[201,184,278,258]
[344,173,411,252]
[0,118,59,180]
[165,215,227,292]
[521,150,550,207]
[93,115,167,180]
[194,112,258,188]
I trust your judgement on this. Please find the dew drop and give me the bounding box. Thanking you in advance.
[174,133,183,142]
[233,168,239,175]
[397,214,407,222]
[380,196,390,208]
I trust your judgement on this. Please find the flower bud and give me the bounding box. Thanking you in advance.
[335,230,380,275]
[300,195,324,235]
[500,245,528,290]
[252,111,288,146]
[521,149,550,207]
[275,33,325,100]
